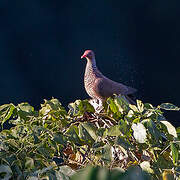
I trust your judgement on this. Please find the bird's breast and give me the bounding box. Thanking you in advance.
[84,73,96,97]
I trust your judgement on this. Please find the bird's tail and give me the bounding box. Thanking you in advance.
[127,86,137,95]
[124,94,136,105]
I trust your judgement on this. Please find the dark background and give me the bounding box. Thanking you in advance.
[0,0,180,126]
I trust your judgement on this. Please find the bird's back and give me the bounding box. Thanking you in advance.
[85,65,136,101]
[94,75,136,99]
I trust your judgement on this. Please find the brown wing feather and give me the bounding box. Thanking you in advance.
[94,76,136,99]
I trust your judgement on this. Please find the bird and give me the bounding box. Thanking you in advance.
[81,50,137,110]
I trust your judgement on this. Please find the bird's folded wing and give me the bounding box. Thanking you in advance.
[94,77,135,98]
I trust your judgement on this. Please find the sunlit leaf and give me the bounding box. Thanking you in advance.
[25,157,34,170]
[160,121,177,138]
[129,104,139,112]
[0,103,15,125]
[18,102,34,113]
[176,127,180,140]
[140,161,154,174]
[68,99,94,117]
[132,123,147,143]
[159,103,180,111]
[176,127,180,134]
[114,99,124,114]
[137,100,144,113]
[132,118,140,124]
[0,96,179,179]
[108,125,121,137]
[162,170,174,180]
[82,99,95,113]
[107,97,119,114]
[170,142,179,165]
[127,110,134,118]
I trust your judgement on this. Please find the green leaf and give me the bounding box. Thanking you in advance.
[116,95,130,110]
[160,121,177,138]
[110,168,125,179]
[71,166,109,180]
[82,99,95,113]
[116,136,132,150]
[108,125,121,137]
[176,127,180,140]
[159,103,180,111]
[144,103,154,109]
[129,104,139,112]
[48,98,63,110]
[107,95,129,115]
[132,123,147,143]
[132,118,140,124]
[176,127,180,134]
[170,142,179,165]
[101,144,113,162]
[66,125,85,145]
[18,102,34,113]
[17,102,36,122]
[79,123,97,144]
[0,104,15,125]
[142,119,161,141]
[127,110,134,118]
[140,161,154,174]
[107,98,119,114]
[137,100,144,113]
[0,164,12,179]
[53,133,67,145]
[97,128,106,137]
[25,157,34,170]
[40,98,67,118]
[68,99,94,116]
[81,123,97,141]
[57,165,75,178]
[26,177,39,180]
[118,119,129,136]
[114,99,124,114]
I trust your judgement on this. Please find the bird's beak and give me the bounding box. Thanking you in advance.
[81,54,86,59]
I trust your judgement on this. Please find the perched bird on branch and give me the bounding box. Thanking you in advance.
[81,50,137,111]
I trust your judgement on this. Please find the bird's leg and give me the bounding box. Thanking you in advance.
[88,99,99,110]
[88,99,104,113]
[96,99,104,113]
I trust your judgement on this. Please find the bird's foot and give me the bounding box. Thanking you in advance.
[95,105,104,113]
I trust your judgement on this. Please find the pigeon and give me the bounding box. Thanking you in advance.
[81,50,137,110]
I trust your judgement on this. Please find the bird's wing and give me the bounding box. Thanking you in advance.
[94,77,134,98]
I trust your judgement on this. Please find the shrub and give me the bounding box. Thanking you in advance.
[0,96,179,179]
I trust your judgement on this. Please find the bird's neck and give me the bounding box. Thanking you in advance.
[86,58,97,71]
[85,57,102,79]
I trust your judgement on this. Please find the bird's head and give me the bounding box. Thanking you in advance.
[81,50,95,60]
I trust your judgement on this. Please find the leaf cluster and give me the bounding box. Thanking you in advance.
[0,96,179,179]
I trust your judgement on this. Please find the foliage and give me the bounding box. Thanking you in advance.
[0,96,179,179]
